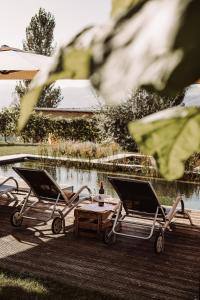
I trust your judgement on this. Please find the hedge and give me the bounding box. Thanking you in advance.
[0,108,99,143]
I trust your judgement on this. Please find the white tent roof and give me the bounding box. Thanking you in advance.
[0,45,52,79]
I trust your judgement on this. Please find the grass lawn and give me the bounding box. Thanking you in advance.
[0,143,40,156]
[0,268,121,300]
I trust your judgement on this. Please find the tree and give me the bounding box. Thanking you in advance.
[0,108,19,142]
[15,8,63,108]
[97,89,184,151]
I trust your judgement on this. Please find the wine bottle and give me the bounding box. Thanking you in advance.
[98,181,104,206]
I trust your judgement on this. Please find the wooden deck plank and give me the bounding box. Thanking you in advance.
[0,189,199,299]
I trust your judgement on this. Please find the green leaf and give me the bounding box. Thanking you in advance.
[111,0,143,17]
[18,87,42,131]
[128,107,200,180]
[62,48,92,79]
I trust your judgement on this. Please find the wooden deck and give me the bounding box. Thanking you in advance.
[0,189,200,299]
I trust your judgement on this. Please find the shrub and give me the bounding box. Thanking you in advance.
[20,113,51,143]
[51,118,99,142]
[0,107,100,144]
[185,153,200,171]
[0,108,19,142]
[96,89,185,151]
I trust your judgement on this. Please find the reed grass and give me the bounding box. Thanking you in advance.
[38,140,122,160]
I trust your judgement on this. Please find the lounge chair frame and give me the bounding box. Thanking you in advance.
[105,177,193,253]
[0,177,19,205]
[11,167,92,234]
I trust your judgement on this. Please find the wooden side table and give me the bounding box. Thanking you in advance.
[74,202,119,237]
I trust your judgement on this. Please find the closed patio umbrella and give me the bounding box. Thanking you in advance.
[0,45,52,80]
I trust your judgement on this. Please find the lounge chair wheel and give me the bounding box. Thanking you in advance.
[154,231,164,254]
[104,228,116,245]
[52,217,63,234]
[10,210,23,227]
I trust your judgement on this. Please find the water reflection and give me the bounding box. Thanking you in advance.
[151,179,200,210]
[0,160,199,210]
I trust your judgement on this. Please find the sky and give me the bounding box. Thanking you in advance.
[0,0,111,108]
[183,84,200,106]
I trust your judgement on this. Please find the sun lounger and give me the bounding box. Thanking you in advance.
[10,167,92,234]
[0,177,19,205]
[104,177,193,253]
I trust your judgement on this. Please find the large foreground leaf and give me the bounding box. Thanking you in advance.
[128,107,200,180]
[17,0,200,180]
[19,0,200,126]
[91,0,200,104]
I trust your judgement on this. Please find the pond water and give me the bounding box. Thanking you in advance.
[0,159,200,210]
